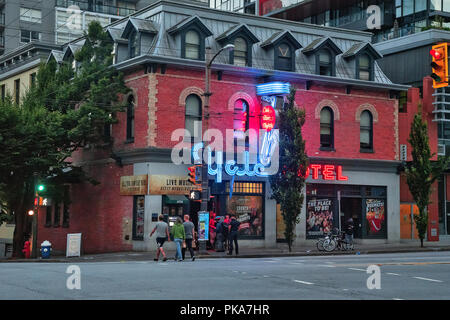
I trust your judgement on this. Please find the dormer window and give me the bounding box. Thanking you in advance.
[276,43,293,71]
[318,49,332,76]
[185,30,200,60]
[168,16,213,61]
[233,37,247,67]
[342,42,382,82]
[358,54,372,81]
[129,31,139,58]
[261,31,302,72]
[216,24,259,67]
[302,37,342,77]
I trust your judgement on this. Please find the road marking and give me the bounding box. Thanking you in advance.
[348,268,366,272]
[264,260,277,263]
[293,280,314,285]
[289,263,303,265]
[241,272,247,274]
[393,298,404,300]
[318,264,336,268]
[263,275,270,278]
[387,273,400,276]
[342,289,349,291]
[413,277,443,283]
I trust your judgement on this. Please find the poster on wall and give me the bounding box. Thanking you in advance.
[120,175,148,196]
[366,199,386,236]
[198,211,209,241]
[227,196,263,237]
[149,175,197,195]
[133,196,145,240]
[306,198,334,239]
[66,233,82,257]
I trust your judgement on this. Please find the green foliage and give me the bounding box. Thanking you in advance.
[269,87,308,251]
[0,21,129,256]
[405,111,450,246]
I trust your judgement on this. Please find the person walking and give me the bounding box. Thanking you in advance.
[209,212,217,250]
[223,214,230,251]
[171,217,186,261]
[227,215,240,256]
[182,214,196,261]
[214,216,225,252]
[149,214,170,262]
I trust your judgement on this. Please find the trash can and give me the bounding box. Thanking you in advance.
[40,240,52,259]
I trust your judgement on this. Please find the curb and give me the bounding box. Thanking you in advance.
[2,247,450,263]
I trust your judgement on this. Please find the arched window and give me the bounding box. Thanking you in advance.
[233,99,250,139]
[233,37,247,67]
[358,54,371,81]
[126,95,135,142]
[320,107,334,149]
[185,94,202,139]
[185,30,200,60]
[360,110,373,150]
[318,49,332,76]
[276,43,293,71]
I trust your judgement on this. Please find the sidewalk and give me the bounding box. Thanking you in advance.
[3,239,450,263]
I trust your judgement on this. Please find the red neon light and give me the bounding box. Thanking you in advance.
[300,164,348,181]
[336,165,348,181]
[310,165,321,180]
[322,165,335,180]
[261,106,276,131]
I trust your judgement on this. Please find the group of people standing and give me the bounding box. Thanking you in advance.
[209,213,241,256]
[150,212,241,261]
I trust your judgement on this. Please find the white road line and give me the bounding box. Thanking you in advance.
[264,261,277,263]
[413,277,443,283]
[348,268,366,272]
[289,263,303,265]
[263,275,270,278]
[318,264,336,268]
[293,280,314,285]
[393,298,404,300]
[387,273,400,276]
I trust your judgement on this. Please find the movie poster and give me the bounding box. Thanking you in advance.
[227,196,263,237]
[366,199,386,236]
[133,196,145,240]
[306,198,334,239]
[198,211,209,241]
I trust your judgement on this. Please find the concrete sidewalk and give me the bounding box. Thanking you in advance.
[3,239,450,263]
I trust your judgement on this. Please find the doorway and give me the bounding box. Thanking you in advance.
[340,198,362,238]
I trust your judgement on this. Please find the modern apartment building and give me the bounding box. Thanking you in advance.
[242,0,450,44]
[0,0,153,56]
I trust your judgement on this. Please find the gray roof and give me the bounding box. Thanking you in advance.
[216,24,259,43]
[47,50,64,64]
[61,0,405,89]
[122,17,158,38]
[302,36,343,55]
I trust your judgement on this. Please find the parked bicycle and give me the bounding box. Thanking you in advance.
[321,229,354,252]
[316,231,333,251]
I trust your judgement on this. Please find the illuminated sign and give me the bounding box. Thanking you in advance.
[256,82,290,96]
[301,164,348,181]
[261,105,276,131]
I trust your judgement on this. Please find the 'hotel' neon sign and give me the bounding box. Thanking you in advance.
[302,164,348,181]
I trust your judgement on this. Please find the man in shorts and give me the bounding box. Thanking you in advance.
[150,214,170,261]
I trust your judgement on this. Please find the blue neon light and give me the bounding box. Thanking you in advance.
[256,82,290,96]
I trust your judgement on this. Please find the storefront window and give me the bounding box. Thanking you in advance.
[445,0,450,12]
[225,181,264,238]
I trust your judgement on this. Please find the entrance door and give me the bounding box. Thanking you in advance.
[340,198,362,238]
[400,203,419,239]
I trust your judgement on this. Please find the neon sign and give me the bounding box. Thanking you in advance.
[261,106,276,131]
[301,164,348,181]
[256,82,290,96]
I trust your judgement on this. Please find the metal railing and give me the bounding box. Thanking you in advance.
[55,0,136,16]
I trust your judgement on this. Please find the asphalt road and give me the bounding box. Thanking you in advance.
[2,251,450,300]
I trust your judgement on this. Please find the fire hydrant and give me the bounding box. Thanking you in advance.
[22,241,31,259]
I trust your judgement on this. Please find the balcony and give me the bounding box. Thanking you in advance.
[55,0,136,16]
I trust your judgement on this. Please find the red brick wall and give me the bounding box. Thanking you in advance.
[37,162,133,254]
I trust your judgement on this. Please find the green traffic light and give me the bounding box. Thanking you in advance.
[37,185,45,192]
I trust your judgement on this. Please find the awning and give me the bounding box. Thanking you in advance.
[163,195,189,205]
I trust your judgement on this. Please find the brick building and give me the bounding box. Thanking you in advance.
[37,0,409,254]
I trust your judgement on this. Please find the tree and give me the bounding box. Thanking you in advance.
[269,87,308,252]
[405,109,449,247]
[0,21,129,257]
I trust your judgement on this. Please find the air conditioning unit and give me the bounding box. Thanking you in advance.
[400,144,407,161]
[438,144,446,156]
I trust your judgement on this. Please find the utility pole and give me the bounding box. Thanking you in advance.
[199,44,234,252]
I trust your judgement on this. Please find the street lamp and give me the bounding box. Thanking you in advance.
[198,44,234,253]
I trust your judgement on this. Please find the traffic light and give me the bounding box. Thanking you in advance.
[189,190,201,201]
[36,183,46,195]
[430,43,449,89]
[188,165,201,185]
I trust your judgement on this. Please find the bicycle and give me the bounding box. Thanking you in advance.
[334,231,354,251]
[316,232,333,251]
